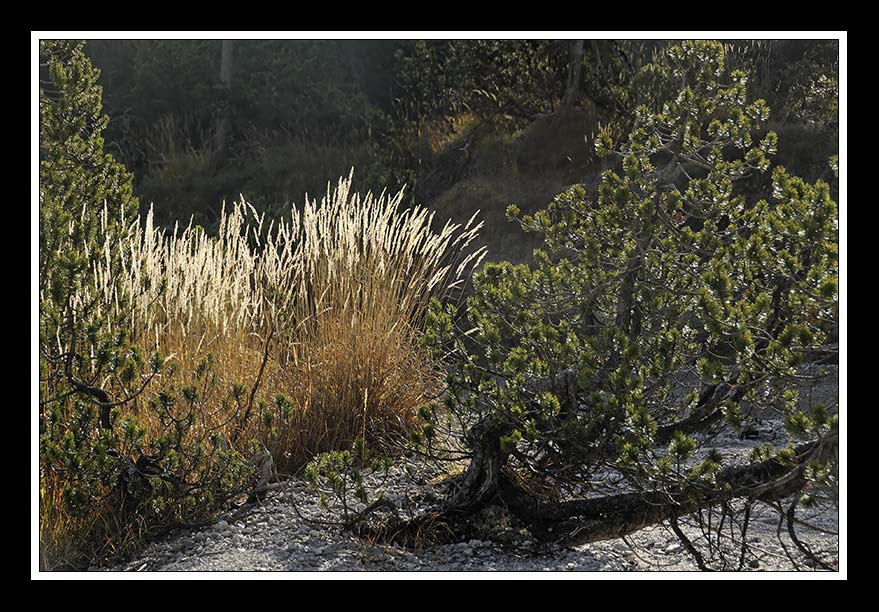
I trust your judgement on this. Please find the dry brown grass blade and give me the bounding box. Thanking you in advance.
[49,169,485,531]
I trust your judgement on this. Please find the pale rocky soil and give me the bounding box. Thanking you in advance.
[106,367,840,574]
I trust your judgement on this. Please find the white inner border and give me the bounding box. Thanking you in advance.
[31,30,847,580]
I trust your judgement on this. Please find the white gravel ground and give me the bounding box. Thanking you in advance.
[105,367,840,574]
[106,440,838,573]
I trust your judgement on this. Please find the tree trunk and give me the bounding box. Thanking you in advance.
[444,413,511,513]
[359,428,835,551]
[215,40,234,162]
[219,40,233,87]
[496,434,837,545]
[654,382,746,444]
[561,40,585,110]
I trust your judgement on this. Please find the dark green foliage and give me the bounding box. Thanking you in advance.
[726,40,838,185]
[424,40,838,502]
[394,40,566,127]
[770,41,838,129]
[304,438,391,524]
[39,40,138,300]
[39,41,253,570]
[39,39,142,426]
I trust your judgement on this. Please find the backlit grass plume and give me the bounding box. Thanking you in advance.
[103,170,486,467]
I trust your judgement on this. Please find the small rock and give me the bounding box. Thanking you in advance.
[749,559,760,569]
[214,520,229,531]
[612,540,630,552]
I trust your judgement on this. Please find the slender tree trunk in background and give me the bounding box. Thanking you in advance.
[591,40,604,77]
[215,40,234,162]
[220,40,234,87]
[561,39,585,109]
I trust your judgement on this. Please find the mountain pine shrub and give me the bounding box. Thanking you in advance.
[398,40,838,563]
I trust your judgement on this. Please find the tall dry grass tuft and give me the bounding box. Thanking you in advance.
[263,173,485,466]
[42,171,483,567]
[101,170,486,468]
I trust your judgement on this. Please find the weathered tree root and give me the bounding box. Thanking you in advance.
[495,434,837,546]
[349,434,837,551]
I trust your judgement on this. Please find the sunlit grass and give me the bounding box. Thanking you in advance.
[82,168,485,469]
[41,171,485,567]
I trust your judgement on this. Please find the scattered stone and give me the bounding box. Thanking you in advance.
[612,540,630,552]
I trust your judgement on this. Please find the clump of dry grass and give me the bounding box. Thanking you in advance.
[104,170,486,468]
[41,171,484,568]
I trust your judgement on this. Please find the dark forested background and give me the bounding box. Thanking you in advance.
[84,39,838,259]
